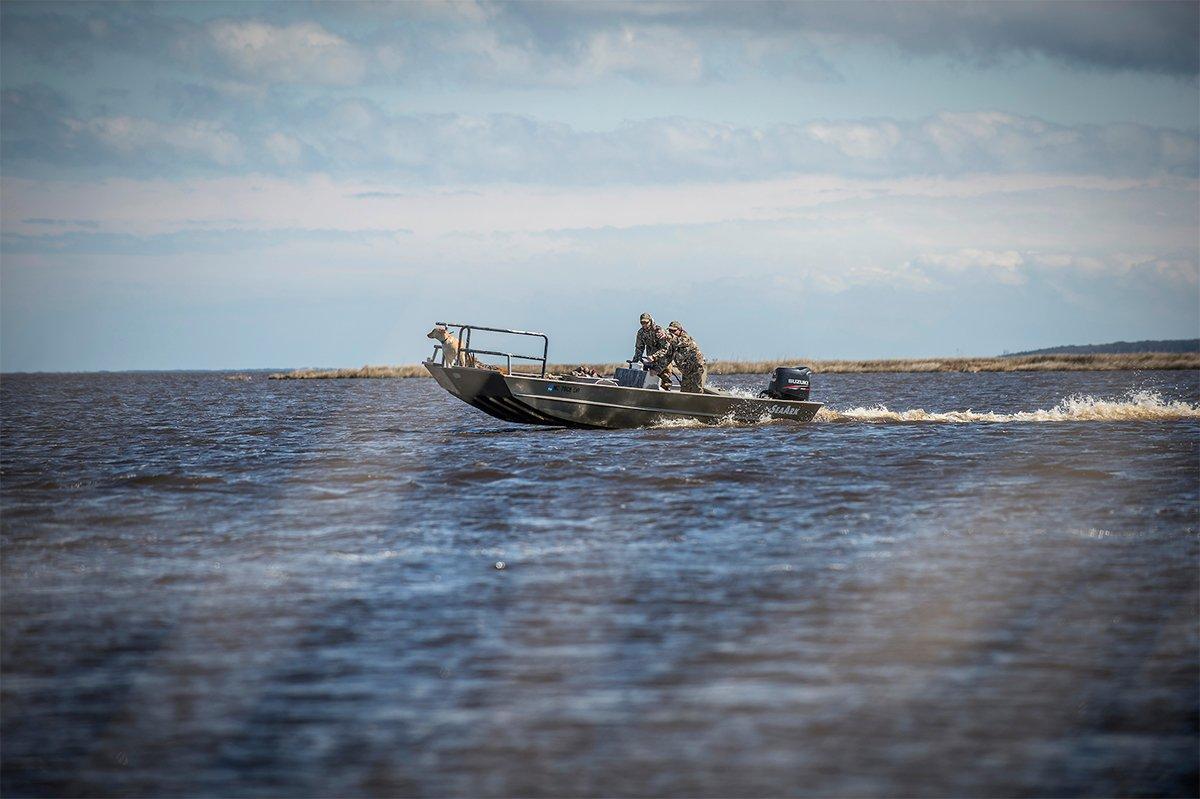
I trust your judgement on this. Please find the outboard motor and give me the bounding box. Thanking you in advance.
[761,366,812,401]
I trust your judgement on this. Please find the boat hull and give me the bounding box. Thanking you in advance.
[425,363,823,429]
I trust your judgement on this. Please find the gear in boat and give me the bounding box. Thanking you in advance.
[424,322,823,430]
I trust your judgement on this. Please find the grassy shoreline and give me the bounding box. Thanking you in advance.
[268,352,1199,379]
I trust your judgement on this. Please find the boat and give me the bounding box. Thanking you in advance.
[424,322,823,429]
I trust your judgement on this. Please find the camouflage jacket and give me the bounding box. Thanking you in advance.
[634,324,670,361]
[647,331,705,370]
[668,332,705,370]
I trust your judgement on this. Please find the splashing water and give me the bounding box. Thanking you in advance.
[651,390,1199,428]
[817,390,1200,424]
[648,413,747,429]
[715,386,763,399]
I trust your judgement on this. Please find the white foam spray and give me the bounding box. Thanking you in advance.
[816,390,1200,424]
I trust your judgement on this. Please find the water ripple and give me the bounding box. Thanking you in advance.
[1,369,1197,797]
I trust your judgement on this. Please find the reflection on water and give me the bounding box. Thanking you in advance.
[2,369,1197,797]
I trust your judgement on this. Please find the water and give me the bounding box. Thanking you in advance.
[2,369,1197,797]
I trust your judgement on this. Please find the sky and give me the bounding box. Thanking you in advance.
[1,1,1197,371]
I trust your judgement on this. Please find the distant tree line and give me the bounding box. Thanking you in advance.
[1002,339,1199,357]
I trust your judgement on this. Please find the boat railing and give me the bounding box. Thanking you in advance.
[434,322,550,377]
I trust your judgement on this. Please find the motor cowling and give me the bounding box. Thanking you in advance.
[762,366,812,401]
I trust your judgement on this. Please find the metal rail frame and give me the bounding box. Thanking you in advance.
[432,322,550,377]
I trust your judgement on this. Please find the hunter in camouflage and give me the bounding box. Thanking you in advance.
[634,313,675,389]
[664,320,707,393]
[633,313,670,362]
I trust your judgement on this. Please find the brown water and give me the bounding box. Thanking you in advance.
[2,370,1198,797]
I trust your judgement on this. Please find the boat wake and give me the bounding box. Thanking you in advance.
[816,391,1200,424]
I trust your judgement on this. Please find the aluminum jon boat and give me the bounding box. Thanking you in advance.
[424,322,823,430]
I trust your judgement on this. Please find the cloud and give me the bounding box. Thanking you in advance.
[910,247,1199,289]
[569,24,705,84]
[376,1,1200,84]
[4,169,1194,368]
[205,19,367,86]
[915,248,1028,285]
[523,1,1200,78]
[67,115,244,167]
[807,121,903,160]
[3,172,1192,261]
[1,7,368,87]
[3,2,1194,103]
[7,83,1194,182]
[2,85,248,171]
[849,1,1199,77]
[411,1,1200,81]
[21,217,99,228]
[157,80,267,120]
[0,227,411,256]
[1031,251,1198,284]
[264,132,303,166]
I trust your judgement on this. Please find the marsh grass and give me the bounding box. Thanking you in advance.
[268,352,1198,379]
[269,365,431,379]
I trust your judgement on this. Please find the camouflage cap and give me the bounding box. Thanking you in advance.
[668,320,683,331]
[639,312,652,322]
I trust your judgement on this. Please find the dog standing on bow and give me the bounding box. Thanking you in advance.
[426,325,477,367]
